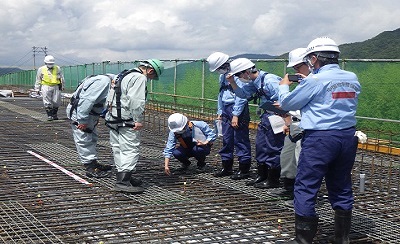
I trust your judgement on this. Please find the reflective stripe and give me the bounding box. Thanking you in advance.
[41,66,60,85]
[332,92,356,99]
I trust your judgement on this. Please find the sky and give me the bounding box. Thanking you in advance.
[1,0,400,69]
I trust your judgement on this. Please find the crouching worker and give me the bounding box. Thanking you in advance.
[66,74,115,178]
[164,113,217,175]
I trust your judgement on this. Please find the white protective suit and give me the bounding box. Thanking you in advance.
[66,74,113,165]
[104,68,147,172]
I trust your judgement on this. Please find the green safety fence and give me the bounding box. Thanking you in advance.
[1,59,400,130]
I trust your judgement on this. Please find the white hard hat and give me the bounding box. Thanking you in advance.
[44,55,55,64]
[168,113,188,133]
[206,52,229,72]
[228,58,255,75]
[303,37,340,57]
[287,48,307,68]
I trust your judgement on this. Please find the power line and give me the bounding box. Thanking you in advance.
[32,46,48,70]
[49,50,92,66]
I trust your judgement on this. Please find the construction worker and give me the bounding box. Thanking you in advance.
[164,113,217,176]
[206,52,252,180]
[279,37,361,243]
[34,55,65,121]
[227,58,285,189]
[66,74,115,178]
[279,48,309,201]
[105,59,164,194]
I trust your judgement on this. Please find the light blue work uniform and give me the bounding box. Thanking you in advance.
[234,71,285,168]
[278,64,361,217]
[163,121,217,166]
[217,75,252,164]
[66,74,113,165]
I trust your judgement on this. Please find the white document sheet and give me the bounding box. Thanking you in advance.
[268,115,285,134]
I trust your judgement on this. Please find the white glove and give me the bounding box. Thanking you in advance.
[355,131,367,144]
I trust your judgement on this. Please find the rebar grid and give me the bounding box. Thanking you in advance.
[0,97,397,243]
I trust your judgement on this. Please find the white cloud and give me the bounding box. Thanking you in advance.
[0,0,399,68]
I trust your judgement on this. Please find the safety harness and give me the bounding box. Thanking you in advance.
[247,72,268,104]
[69,74,106,119]
[105,69,141,131]
[219,83,234,93]
[174,122,194,148]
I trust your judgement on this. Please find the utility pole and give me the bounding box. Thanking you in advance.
[32,46,48,70]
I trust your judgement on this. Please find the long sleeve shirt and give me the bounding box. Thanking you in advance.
[67,74,113,124]
[163,121,217,158]
[105,68,147,123]
[233,70,281,107]
[278,64,361,130]
[217,75,248,116]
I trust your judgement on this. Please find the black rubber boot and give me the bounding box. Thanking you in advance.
[114,171,144,193]
[254,167,281,189]
[130,176,143,187]
[287,214,318,244]
[174,159,191,172]
[246,164,268,186]
[333,209,352,244]
[196,159,207,173]
[230,162,251,180]
[92,159,113,171]
[214,160,233,177]
[84,160,112,178]
[45,107,53,121]
[52,107,59,120]
[279,178,295,199]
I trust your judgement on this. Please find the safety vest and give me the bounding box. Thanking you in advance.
[41,66,60,86]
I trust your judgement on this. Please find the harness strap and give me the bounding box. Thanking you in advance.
[174,122,194,149]
[175,134,188,149]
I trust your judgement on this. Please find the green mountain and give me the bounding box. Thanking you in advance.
[276,28,400,59]
[0,67,23,75]
[339,28,400,59]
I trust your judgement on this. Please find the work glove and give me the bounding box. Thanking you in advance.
[355,131,367,143]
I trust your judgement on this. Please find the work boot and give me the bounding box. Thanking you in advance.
[196,160,207,173]
[246,164,268,186]
[287,214,319,244]
[84,160,112,178]
[330,209,352,244]
[231,162,251,180]
[254,167,281,189]
[214,160,233,177]
[130,176,143,187]
[45,107,53,121]
[52,107,59,120]
[279,177,295,199]
[174,159,191,172]
[114,171,144,194]
[90,159,113,171]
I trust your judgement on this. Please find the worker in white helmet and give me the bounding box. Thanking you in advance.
[279,37,361,243]
[227,58,285,190]
[206,52,252,180]
[34,55,65,121]
[163,113,217,175]
[278,48,309,203]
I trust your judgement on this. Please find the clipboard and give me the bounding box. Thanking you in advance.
[259,101,287,115]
